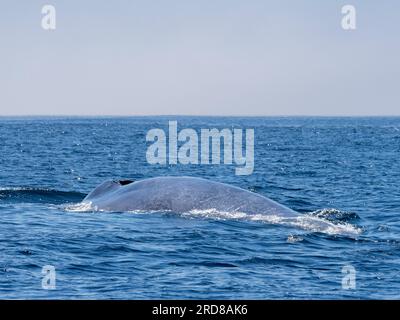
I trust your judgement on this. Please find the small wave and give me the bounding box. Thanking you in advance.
[287,234,304,243]
[0,187,85,204]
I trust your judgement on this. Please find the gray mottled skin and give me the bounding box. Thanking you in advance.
[83,176,298,216]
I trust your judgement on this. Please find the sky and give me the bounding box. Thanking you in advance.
[0,0,399,116]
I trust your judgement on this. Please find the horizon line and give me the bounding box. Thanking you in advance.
[1,114,400,118]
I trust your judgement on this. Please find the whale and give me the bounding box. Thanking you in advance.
[79,176,360,236]
[82,176,297,215]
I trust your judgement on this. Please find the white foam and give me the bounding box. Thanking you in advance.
[184,209,362,236]
[65,202,156,215]
[65,201,97,212]
[65,202,362,236]
[287,234,304,243]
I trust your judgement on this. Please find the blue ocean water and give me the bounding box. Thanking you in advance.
[0,116,399,299]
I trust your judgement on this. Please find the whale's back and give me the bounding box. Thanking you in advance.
[83,176,297,216]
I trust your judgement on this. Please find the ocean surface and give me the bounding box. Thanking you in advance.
[0,116,399,299]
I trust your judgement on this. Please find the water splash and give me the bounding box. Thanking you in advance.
[65,201,97,212]
[308,208,360,222]
[180,208,362,236]
[66,200,361,237]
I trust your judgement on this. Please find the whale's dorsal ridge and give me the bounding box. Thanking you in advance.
[84,180,120,201]
[84,179,135,202]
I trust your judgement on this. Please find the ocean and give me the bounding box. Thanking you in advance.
[0,116,399,299]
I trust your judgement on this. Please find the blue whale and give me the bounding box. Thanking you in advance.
[83,176,297,215]
[80,176,360,236]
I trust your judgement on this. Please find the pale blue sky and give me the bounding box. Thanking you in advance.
[0,0,399,115]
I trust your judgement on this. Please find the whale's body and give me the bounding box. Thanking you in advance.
[83,176,298,216]
[80,176,360,236]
